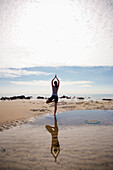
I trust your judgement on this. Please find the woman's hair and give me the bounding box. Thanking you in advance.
[54,81,58,88]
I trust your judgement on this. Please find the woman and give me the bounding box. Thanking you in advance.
[46,75,60,114]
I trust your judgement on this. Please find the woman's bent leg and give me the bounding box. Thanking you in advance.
[46,98,54,104]
[46,99,50,103]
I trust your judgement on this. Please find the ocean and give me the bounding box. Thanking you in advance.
[0,94,113,101]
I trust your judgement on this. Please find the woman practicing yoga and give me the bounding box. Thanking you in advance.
[46,75,60,114]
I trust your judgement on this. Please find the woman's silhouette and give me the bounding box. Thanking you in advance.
[45,114,60,162]
[46,75,60,114]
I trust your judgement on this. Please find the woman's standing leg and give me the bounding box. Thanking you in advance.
[54,102,57,114]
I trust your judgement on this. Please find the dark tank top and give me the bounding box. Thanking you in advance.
[52,86,58,96]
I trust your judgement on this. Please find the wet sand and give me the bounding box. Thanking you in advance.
[0,110,113,170]
[0,99,113,131]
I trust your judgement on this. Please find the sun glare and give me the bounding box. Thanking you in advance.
[12,0,95,66]
[0,0,113,67]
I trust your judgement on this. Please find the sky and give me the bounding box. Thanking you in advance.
[0,66,113,96]
[0,0,113,95]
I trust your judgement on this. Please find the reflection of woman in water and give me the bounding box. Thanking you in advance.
[46,75,60,114]
[45,114,60,162]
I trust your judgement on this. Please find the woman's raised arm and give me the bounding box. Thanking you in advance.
[51,76,55,87]
[55,75,60,88]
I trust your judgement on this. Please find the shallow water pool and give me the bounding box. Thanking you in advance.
[29,110,113,126]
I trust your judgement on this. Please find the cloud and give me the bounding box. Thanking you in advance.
[0,0,113,68]
[0,68,53,78]
[80,84,92,87]
[11,80,50,86]
[10,80,93,86]
[61,81,93,86]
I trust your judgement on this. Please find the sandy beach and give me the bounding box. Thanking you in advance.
[0,99,113,131]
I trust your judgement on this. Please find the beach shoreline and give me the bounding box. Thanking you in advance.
[0,99,113,131]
